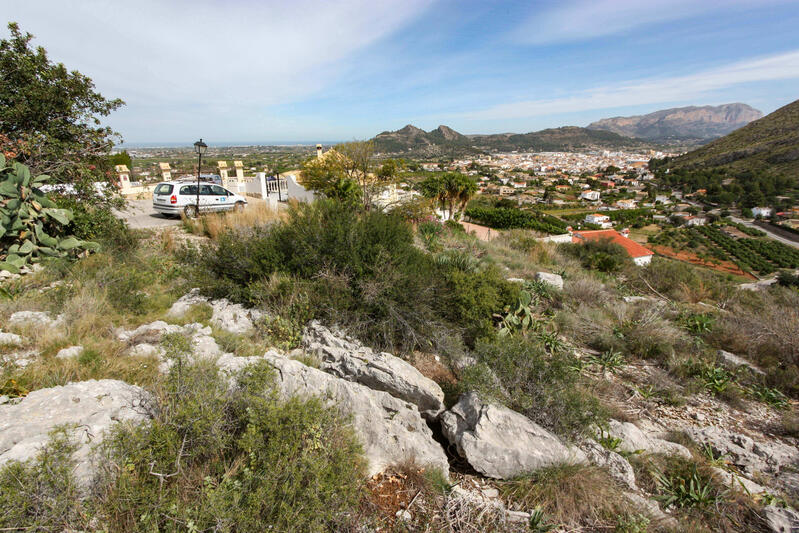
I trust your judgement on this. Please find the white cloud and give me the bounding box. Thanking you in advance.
[513,0,797,44]
[3,0,431,140]
[459,49,799,120]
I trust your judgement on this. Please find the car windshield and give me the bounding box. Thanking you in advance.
[154,184,173,195]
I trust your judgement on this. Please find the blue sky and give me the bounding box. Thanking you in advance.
[4,0,799,144]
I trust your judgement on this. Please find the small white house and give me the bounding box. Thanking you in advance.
[580,190,600,201]
[685,216,707,226]
[655,195,671,205]
[752,206,773,218]
[585,213,612,228]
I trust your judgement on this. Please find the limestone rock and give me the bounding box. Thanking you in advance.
[763,505,799,533]
[686,426,798,477]
[259,352,449,478]
[8,311,65,330]
[711,467,767,494]
[166,289,209,318]
[534,272,563,290]
[0,379,151,487]
[0,331,23,345]
[441,392,585,479]
[168,289,265,335]
[116,320,184,343]
[303,322,445,417]
[56,346,84,359]
[128,343,163,358]
[580,438,637,490]
[210,298,264,335]
[717,349,765,376]
[607,419,692,459]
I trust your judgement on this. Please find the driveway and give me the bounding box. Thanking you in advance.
[116,199,182,229]
[730,216,799,250]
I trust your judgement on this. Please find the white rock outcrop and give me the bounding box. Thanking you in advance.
[303,322,445,418]
[440,392,585,479]
[606,419,692,459]
[259,352,449,478]
[56,346,84,359]
[0,331,23,345]
[167,290,265,335]
[7,311,65,330]
[534,272,563,290]
[580,438,637,490]
[0,379,151,486]
[686,426,798,477]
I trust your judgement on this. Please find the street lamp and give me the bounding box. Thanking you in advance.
[193,138,207,217]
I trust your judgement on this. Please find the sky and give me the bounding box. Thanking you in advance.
[4,0,799,145]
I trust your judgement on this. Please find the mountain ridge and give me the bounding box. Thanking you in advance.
[588,103,762,142]
[372,124,650,156]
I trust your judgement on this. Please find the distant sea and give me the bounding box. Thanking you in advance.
[118,141,342,149]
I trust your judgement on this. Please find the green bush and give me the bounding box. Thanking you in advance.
[561,238,631,273]
[188,200,516,352]
[0,428,85,530]
[97,359,366,532]
[55,197,136,254]
[460,336,606,439]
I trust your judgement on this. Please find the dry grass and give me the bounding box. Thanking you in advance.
[182,201,286,239]
[498,464,637,530]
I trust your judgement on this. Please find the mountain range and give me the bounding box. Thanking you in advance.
[372,125,648,156]
[666,98,799,176]
[587,103,762,142]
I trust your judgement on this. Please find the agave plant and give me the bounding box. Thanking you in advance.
[0,154,98,273]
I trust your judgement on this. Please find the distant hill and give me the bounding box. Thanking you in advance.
[666,99,799,176]
[588,103,762,143]
[373,124,649,156]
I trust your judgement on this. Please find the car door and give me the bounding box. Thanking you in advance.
[198,184,216,211]
[210,185,231,211]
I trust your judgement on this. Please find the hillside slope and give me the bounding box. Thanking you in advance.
[588,103,762,142]
[667,99,799,176]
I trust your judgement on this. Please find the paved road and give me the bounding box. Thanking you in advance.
[115,199,182,229]
[730,216,799,250]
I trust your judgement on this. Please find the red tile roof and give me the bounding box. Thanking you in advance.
[572,229,654,258]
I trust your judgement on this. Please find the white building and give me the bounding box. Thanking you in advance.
[752,207,773,218]
[585,213,612,228]
[580,190,600,201]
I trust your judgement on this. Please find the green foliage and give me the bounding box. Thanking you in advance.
[0,428,85,530]
[528,508,556,532]
[0,156,99,272]
[54,196,135,253]
[419,171,477,221]
[98,360,366,532]
[652,463,718,509]
[188,200,515,352]
[464,205,567,234]
[460,337,605,438]
[587,349,626,374]
[418,219,444,250]
[747,384,789,409]
[562,238,631,273]
[680,312,714,335]
[0,23,124,202]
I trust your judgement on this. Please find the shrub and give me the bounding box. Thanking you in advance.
[0,428,85,530]
[55,196,136,254]
[460,336,606,439]
[97,360,366,532]
[561,238,631,273]
[189,200,515,352]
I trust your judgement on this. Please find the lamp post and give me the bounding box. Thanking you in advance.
[193,139,207,217]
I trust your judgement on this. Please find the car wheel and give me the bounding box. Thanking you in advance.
[184,204,199,218]
[234,202,245,212]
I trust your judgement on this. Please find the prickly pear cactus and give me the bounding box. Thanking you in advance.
[0,154,98,273]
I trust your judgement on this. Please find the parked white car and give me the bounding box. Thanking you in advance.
[152,180,247,217]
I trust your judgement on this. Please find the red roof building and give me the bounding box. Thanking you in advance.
[572,229,653,266]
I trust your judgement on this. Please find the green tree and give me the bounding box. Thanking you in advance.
[419,172,477,221]
[0,23,124,203]
[109,150,131,169]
